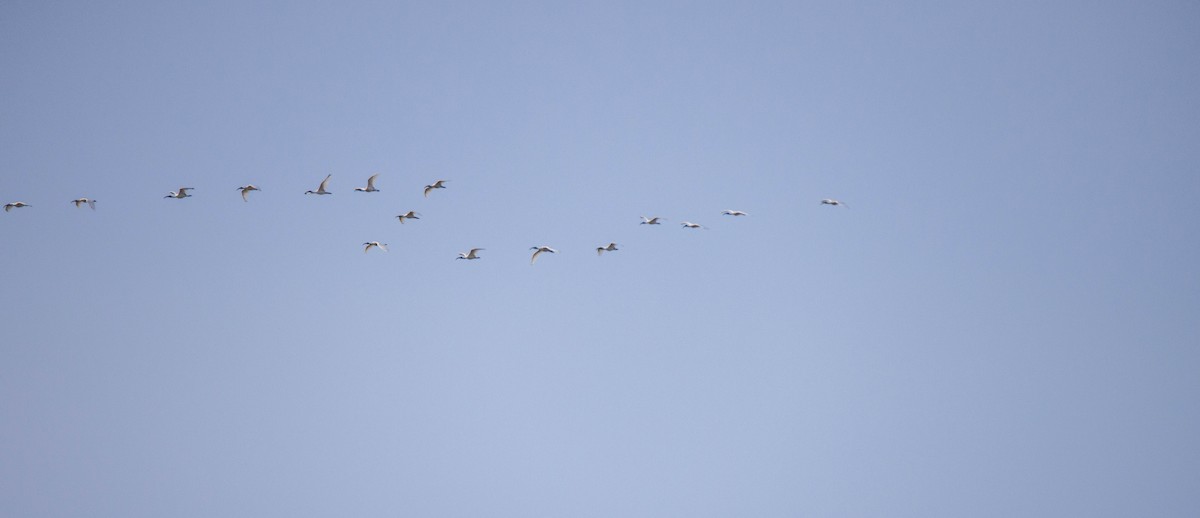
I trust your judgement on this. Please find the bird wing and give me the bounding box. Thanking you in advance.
[319,175,331,191]
[531,249,543,264]
[241,188,250,202]
[87,199,96,210]
[366,174,378,190]
[423,185,432,197]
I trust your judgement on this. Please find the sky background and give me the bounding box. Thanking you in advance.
[2,1,1199,516]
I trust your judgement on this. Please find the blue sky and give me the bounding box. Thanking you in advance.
[2,1,1199,516]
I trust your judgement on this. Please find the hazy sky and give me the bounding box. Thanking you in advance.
[2,1,1199,516]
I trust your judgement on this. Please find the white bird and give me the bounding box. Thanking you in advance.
[305,175,332,195]
[72,198,96,210]
[530,245,557,265]
[4,201,32,212]
[457,248,484,260]
[820,199,846,207]
[164,188,194,199]
[596,243,619,256]
[640,216,664,225]
[236,185,260,202]
[354,174,380,192]
[423,179,447,197]
[396,211,421,224]
[681,221,706,229]
[363,241,388,253]
[722,210,747,216]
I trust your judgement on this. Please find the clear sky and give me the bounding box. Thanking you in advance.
[2,1,1199,516]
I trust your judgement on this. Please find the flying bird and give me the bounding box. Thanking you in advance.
[236,185,260,202]
[4,201,32,212]
[363,241,388,253]
[820,199,847,207]
[529,245,557,265]
[305,175,332,195]
[396,211,421,224]
[354,174,380,192]
[72,198,97,210]
[722,210,747,216]
[164,188,194,199]
[423,180,447,197]
[640,216,664,225]
[457,248,484,260]
[596,243,619,256]
[681,221,706,229]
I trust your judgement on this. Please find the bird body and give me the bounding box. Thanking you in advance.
[530,245,557,265]
[237,185,260,202]
[681,221,706,229]
[396,211,421,223]
[164,188,194,199]
[363,241,388,253]
[722,210,747,216]
[423,180,447,197]
[305,175,332,195]
[72,198,96,210]
[4,201,32,212]
[457,248,484,260]
[596,243,619,256]
[354,174,380,192]
[640,216,664,225]
[820,199,846,207]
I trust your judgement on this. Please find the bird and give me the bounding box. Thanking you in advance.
[396,211,421,224]
[363,241,388,253]
[236,185,260,202]
[640,216,664,225]
[164,188,194,199]
[596,243,619,256]
[305,175,332,195]
[423,180,447,197]
[820,199,847,207]
[457,248,484,260]
[681,221,706,229]
[529,245,557,265]
[354,174,380,192]
[71,198,96,210]
[4,201,32,212]
[722,210,747,216]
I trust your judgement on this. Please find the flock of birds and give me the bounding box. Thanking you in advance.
[4,174,847,264]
